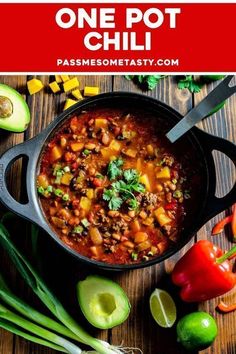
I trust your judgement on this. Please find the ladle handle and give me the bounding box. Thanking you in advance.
[166,75,236,143]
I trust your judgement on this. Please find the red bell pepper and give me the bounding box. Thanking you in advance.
[212,215,233,235]
[216,300,236,313]
[172,240,236,302]
[232,204,236,242]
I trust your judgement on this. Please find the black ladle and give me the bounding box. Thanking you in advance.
[166,75,236,143]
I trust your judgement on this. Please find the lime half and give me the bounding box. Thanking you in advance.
[149,289,177,328]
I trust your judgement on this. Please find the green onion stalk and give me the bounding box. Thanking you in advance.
[0,223,138,354]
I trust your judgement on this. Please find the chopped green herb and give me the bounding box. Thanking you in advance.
[177,75,203,93]
[172,178,177,185]
[73,226,83,234]
[62,193,70,201]
[147,251,154,257]
[103,189,123,211]
[107,158,124,180]
[142,256,149,261]
[125,75,166,91]
[103,168,145,211]
[81,218,90,228]
[54,189,64,197]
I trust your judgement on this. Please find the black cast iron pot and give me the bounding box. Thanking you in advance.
[0,92,235,271]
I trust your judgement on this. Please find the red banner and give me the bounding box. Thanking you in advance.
[0,3,235,72]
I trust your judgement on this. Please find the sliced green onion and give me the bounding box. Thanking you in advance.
[81,219,90,228]
[131,252,138,261]
[173,190,183,199]
[46,185,53,193]
[82,149,91,156]
[64,166,70,173]
[54,189,64,197]
[62,194,70,201]
[37,186,45,195]
[73,226,83,234]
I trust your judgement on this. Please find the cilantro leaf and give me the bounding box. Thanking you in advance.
[128,198,139,211]
[123,169,139,184]
[108,196,123,211]
[132,183,145,193]
[107,158,124,180]
[125,75,166,91]
[177,75,203,93]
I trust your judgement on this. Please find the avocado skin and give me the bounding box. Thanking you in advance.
[0,84,30,132]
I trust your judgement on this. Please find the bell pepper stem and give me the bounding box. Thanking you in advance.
[216,245,236,264]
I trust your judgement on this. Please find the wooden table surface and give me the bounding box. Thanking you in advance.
[0,75,235,354]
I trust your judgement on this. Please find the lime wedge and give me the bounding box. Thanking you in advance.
[149,288,177,328]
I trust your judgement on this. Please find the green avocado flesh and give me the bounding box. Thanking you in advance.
[0,84,30,132]
[77,275,131,329]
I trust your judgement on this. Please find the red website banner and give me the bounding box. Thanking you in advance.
[0,3,235,73]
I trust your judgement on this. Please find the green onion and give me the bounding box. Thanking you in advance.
[81,219,90,228]
[171,179,177,185]
[0,222,131,354]
[82,149,91,156]
[147,251,153,257]
[73,226,83,234]
[37,186,45,195]
[64,166,70,173]
[131,252,138,261]
[46,185,53,193]
[173,190,183,199]
[54,189,64,197]
[0,303,82,354]
[62,194,70,201]
[142,256,149,261]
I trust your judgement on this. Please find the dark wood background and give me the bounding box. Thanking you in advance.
[0,75,235,354]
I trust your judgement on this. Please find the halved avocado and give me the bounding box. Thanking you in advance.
[0,84,30,132]
[77,275,131,329]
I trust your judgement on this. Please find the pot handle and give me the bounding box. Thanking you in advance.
[197,129,236,223]
[0,141,41,226]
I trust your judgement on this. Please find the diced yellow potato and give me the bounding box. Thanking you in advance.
[72,89,83,100]
[139,174,151,192]
[123,148,137,158]
[51,217,66,228]
[109,140,121,152]
[55,75,62,83]
[86,189,94,199]
[131,219,141,233]
[80,197,91,213]
[146,144,154,156]
[61,75,70,82]
[89,227,103,245]
[84,86,100,96]
[95,118,108,129]
[136,240,151,252]
[51,146,63,162]
[156,166,171,180]
[49,81,60,93]
[63,99,77,111]
[134,232,148,244]
[27,79,44,95]
[70,142,84,152]
[63,77,79,92]
[61,173,73,186]
[142,217,154,226]
[154,208,172,227]
[100,147,115,159]
[37,174,49,189]
[154,207,165,217]
[136,158,142,172]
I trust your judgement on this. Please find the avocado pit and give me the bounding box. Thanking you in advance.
[0,96,13,118]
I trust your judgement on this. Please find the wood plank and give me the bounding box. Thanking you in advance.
[110,75,196,354]
[194,76,236,354]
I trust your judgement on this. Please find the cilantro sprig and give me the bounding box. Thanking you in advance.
[125,75,166,91]
[177,75,203,93]
[103,166,145,211]
[107,158,124,180]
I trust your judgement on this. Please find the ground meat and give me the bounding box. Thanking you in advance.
[111,219,128,233]
[142,192,158,208]
[163,155,174,167]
